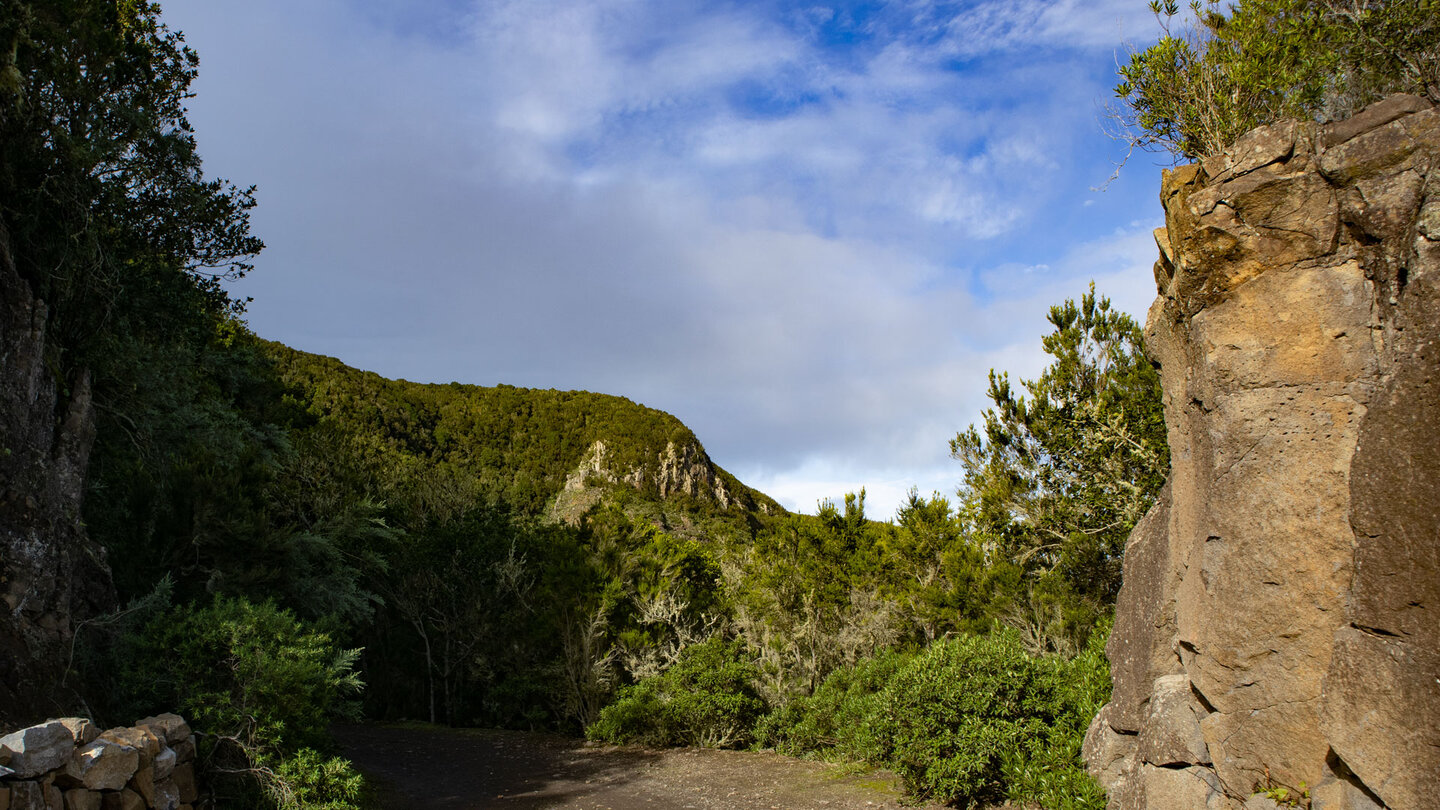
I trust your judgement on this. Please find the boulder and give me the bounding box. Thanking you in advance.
[1083,703,1138,795]
[151,747,176,781]
[97,790,143,810]
[52,721,98,748]
[1311,771,1385,810]
[152,779,180,810]
[125,764,154,806]
[4,783,44,810]
[1124,764,1226,810]
[64,738,139,791]
[95,729,160,766]
[0,723,76,779]
[1136,675,1210,767]
[170,762,197,804]
[132,716,189,747]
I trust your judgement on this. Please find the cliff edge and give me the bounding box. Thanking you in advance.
[1084,95,1439,810]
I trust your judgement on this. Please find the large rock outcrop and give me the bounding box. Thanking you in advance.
[0,218,115,726]
[550,438,775,524]
[1085,95,1439,809]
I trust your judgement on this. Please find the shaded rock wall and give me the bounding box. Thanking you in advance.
[1085,95,1439,810]
[0,218,114,725]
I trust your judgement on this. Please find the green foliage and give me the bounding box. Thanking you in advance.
[951,285,1166,649]
[264,343,779,521]
[266,748,367,810]
[1115,0,1440,160]
[4,11,1146,800]
[116,597,362,750]
[753,647,913,760]
[0,0,261,360]
[587,638,766,748]
[756,627,1112,810]
[1255,772,1312,808]
[112,597,364,808]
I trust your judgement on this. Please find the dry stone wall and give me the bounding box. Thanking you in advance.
[0,714,200,810]
[1084,95,1440,810]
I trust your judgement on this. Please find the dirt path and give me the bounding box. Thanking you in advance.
[333,724,950,810]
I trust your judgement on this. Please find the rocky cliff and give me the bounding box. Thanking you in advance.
[0,220,115,726]
[1084,95,1439,810]
[550,438,775,525]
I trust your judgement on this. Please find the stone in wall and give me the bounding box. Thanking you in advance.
[1085,95,1440,810]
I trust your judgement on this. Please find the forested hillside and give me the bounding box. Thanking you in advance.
[262,341,780,522]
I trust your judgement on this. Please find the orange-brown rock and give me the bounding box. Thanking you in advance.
[1086,95,1440,810]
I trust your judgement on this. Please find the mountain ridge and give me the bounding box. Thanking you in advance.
[261,340,784,528]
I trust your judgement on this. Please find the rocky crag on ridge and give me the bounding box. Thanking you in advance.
[1084,95,1439,809]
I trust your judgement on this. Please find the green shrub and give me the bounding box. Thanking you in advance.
[588,638,765,748]
[265,748,366,810]
[754,647,913,759]
[874,633,1047,806]
[115,597,365,808]
[756,626,1112,810]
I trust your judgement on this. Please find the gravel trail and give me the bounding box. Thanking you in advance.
[333,723,949,810]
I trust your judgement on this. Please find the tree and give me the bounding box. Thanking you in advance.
[1113,0,1440,160]
[1,0,262,353]
[950,286,1167,641]
[3,0,273,612]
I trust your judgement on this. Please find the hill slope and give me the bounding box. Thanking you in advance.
[264,342,783,527]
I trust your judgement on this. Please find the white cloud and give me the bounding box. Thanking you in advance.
[940,0,1158,55]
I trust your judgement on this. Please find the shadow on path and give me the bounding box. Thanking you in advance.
[333,723,944,810]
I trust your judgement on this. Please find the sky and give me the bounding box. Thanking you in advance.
[162,0,1173,519]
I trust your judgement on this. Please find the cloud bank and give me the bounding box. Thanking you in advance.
[165,0,1166,517]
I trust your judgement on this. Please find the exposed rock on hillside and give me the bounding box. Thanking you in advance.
[550,438,773,525]
[1085,95,1439,810]
[0,222,115,726]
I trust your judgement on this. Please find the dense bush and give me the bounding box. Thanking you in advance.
[114,597,366,809]
[756,626,1111,810]
[587,638,766,748]
[753,647,912,760]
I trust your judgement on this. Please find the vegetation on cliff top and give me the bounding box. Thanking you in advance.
[1115,0,1440,159]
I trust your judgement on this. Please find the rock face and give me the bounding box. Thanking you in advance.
[551,438,773,524]
[1085,95,1440,809]
[0,220,115,726]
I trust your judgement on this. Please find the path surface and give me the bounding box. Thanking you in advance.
[334,724,950,810]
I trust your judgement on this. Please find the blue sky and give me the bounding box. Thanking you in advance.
[163,0,1172,518]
